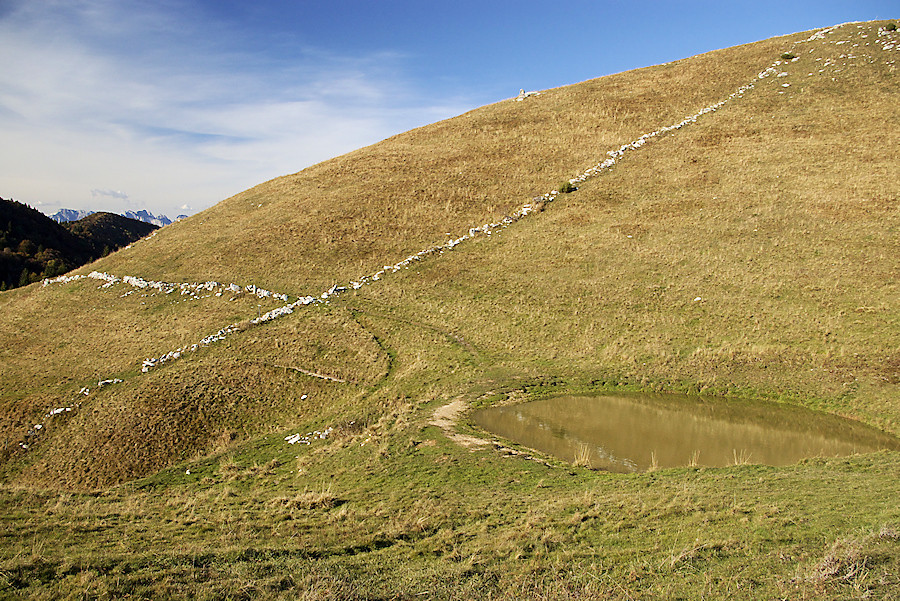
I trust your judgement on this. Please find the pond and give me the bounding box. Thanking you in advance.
[472,393,900,472]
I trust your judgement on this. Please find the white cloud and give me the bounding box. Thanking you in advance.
[0,0,475,217]
[91,189,128,200]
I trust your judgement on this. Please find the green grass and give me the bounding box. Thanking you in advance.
[3,424,900,598]
[0,19,899,599]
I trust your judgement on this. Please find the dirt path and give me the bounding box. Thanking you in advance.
[429,398,491,449]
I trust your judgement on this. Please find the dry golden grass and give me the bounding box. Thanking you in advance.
[352,20,900,432]
[0,289,388,488]
[0,278,284,395]
[269,485,339,511]
[91,30,807,296]
[1,20,897,497]
[798,526,900,598]
[572,443,593,468]
[5,320,388,490]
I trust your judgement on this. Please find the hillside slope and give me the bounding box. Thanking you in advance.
[1,20,899,599]
[94,30,807,293]
[61,212,158,255]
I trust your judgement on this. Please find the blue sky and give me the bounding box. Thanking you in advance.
[1,0,896,218]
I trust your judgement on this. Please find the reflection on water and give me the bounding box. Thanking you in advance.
[472,394,900,472]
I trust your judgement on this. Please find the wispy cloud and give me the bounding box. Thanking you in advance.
[0,0,474,217]
[91,189,128,201]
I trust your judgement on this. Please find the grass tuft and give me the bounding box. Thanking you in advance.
[572,443,592,468]
[270,486,339,510]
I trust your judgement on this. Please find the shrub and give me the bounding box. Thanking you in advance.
[781,52,796,60]
[558,181,577,194]
[886,22,898,32]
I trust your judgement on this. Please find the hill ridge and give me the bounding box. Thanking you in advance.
[37,22,849,384]
[20,21,860,457]
[5,17,899,486]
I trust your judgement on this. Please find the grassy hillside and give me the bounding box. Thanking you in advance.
[93,29,806,293]
[1,20,899,599]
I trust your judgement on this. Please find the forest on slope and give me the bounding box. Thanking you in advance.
[0,197,157,290]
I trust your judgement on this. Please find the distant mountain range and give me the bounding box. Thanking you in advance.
[1,198,158,290]
[50,208,187,227]
[48,208,95,223]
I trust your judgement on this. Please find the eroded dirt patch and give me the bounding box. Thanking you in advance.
[430,398,491,449]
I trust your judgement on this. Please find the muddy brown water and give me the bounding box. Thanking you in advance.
[472,394,900,472]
